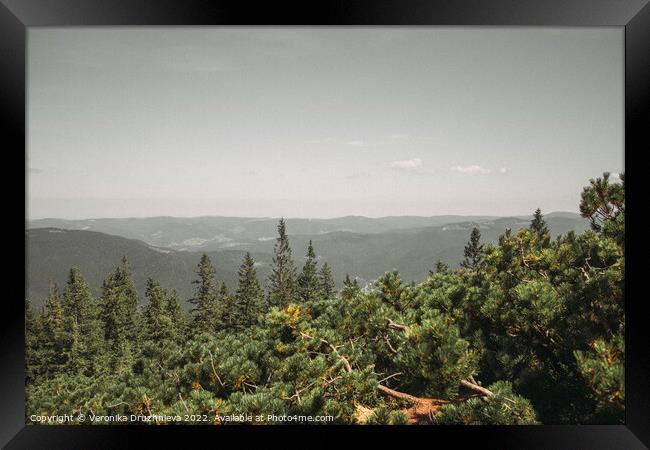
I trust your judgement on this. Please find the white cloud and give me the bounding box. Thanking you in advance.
[387,158,423,169]
[451,165,491,175]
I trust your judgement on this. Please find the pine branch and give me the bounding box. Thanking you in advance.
[459,379,493,397]
[207,350,225,387]
[387,319,408,331]
[178,393,190,413]
[377,372,403,384]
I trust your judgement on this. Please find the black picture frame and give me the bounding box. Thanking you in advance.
[2,0,648,447]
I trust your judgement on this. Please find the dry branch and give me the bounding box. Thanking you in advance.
[460,379,493,397]
[387,319,408,331]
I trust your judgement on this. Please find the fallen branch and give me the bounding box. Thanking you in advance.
[376,384,449,425]
[377,384,424,404]
[460,379,493,397]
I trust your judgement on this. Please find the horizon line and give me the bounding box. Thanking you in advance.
[27,210,582,222]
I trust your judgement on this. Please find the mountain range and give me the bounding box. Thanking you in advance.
[26,213,590,309]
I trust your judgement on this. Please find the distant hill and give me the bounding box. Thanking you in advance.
[28,215,498,252]
[25,228,270,310]
[27,214,589,309]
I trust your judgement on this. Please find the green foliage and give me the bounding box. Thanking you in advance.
[397,309,478,398]
[318,263,336,299]
[189,254,219,333]
[234,253,265,330]
[366,407,408,425]
[298,241,322,302]
[341,274,360,300]
[267,219,298,308]
[574,329,624,422]
[25,174,625,426]
[460,227,484,272]
[579,172,624,245]
[530,208,550,248]
[432,381,538,425]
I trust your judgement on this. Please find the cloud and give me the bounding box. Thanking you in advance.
[451,165,491,175]
[387,158,423,170]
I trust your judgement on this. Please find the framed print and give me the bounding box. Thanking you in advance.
[2,0,649,447]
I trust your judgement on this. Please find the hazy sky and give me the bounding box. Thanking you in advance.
[28,27,623,219]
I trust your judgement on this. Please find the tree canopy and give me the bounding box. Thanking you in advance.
[26,173,624,425]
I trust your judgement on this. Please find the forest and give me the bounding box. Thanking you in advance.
[25,173,624,425]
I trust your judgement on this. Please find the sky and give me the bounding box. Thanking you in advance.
[27,27,624,219]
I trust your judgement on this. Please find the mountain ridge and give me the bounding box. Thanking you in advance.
[26,213,590,308]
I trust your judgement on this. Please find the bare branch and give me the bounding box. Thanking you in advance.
[207,350,226,387]
[388,319,408,331]
[378,372,403,384]
[178,393,190,414]
[460,379,494,397]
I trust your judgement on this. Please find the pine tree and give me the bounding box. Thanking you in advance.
[143,278,173,341]
[341,274,360,300]
[25,299,42,383]
[530,208,550,247]
[267,219,298,308]
[166,289,187,341]
[318,262,336,299]
[579,172,625,245]
[298,240,322,302]
[460,227,484,271]
[430,260,450,275]
[100,257,140,343]
[218,282,236,330]
[235,252,265,329]
[62,268,103,375]
[100,257,140,372]
[189,254,219,333]
[41,282,69,376]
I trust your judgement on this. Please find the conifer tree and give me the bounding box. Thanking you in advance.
[235,252,264,329]
[166,289,187,340]
[267,219,298,308]
[218,282,236,330]
[579,172,625,245]
[41,282,69,376]
[298,240,321,302]
[100,257,140,371]
[100,257,140,343]
[189,254,219,333]
[143,278,173,341]
[430,260,450,275]
[62,268,103,375]
[341,274,360,300]
[318,262,336,299]
[530,208,550,247]
[460,227,484,271]
[25,299,42,383]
